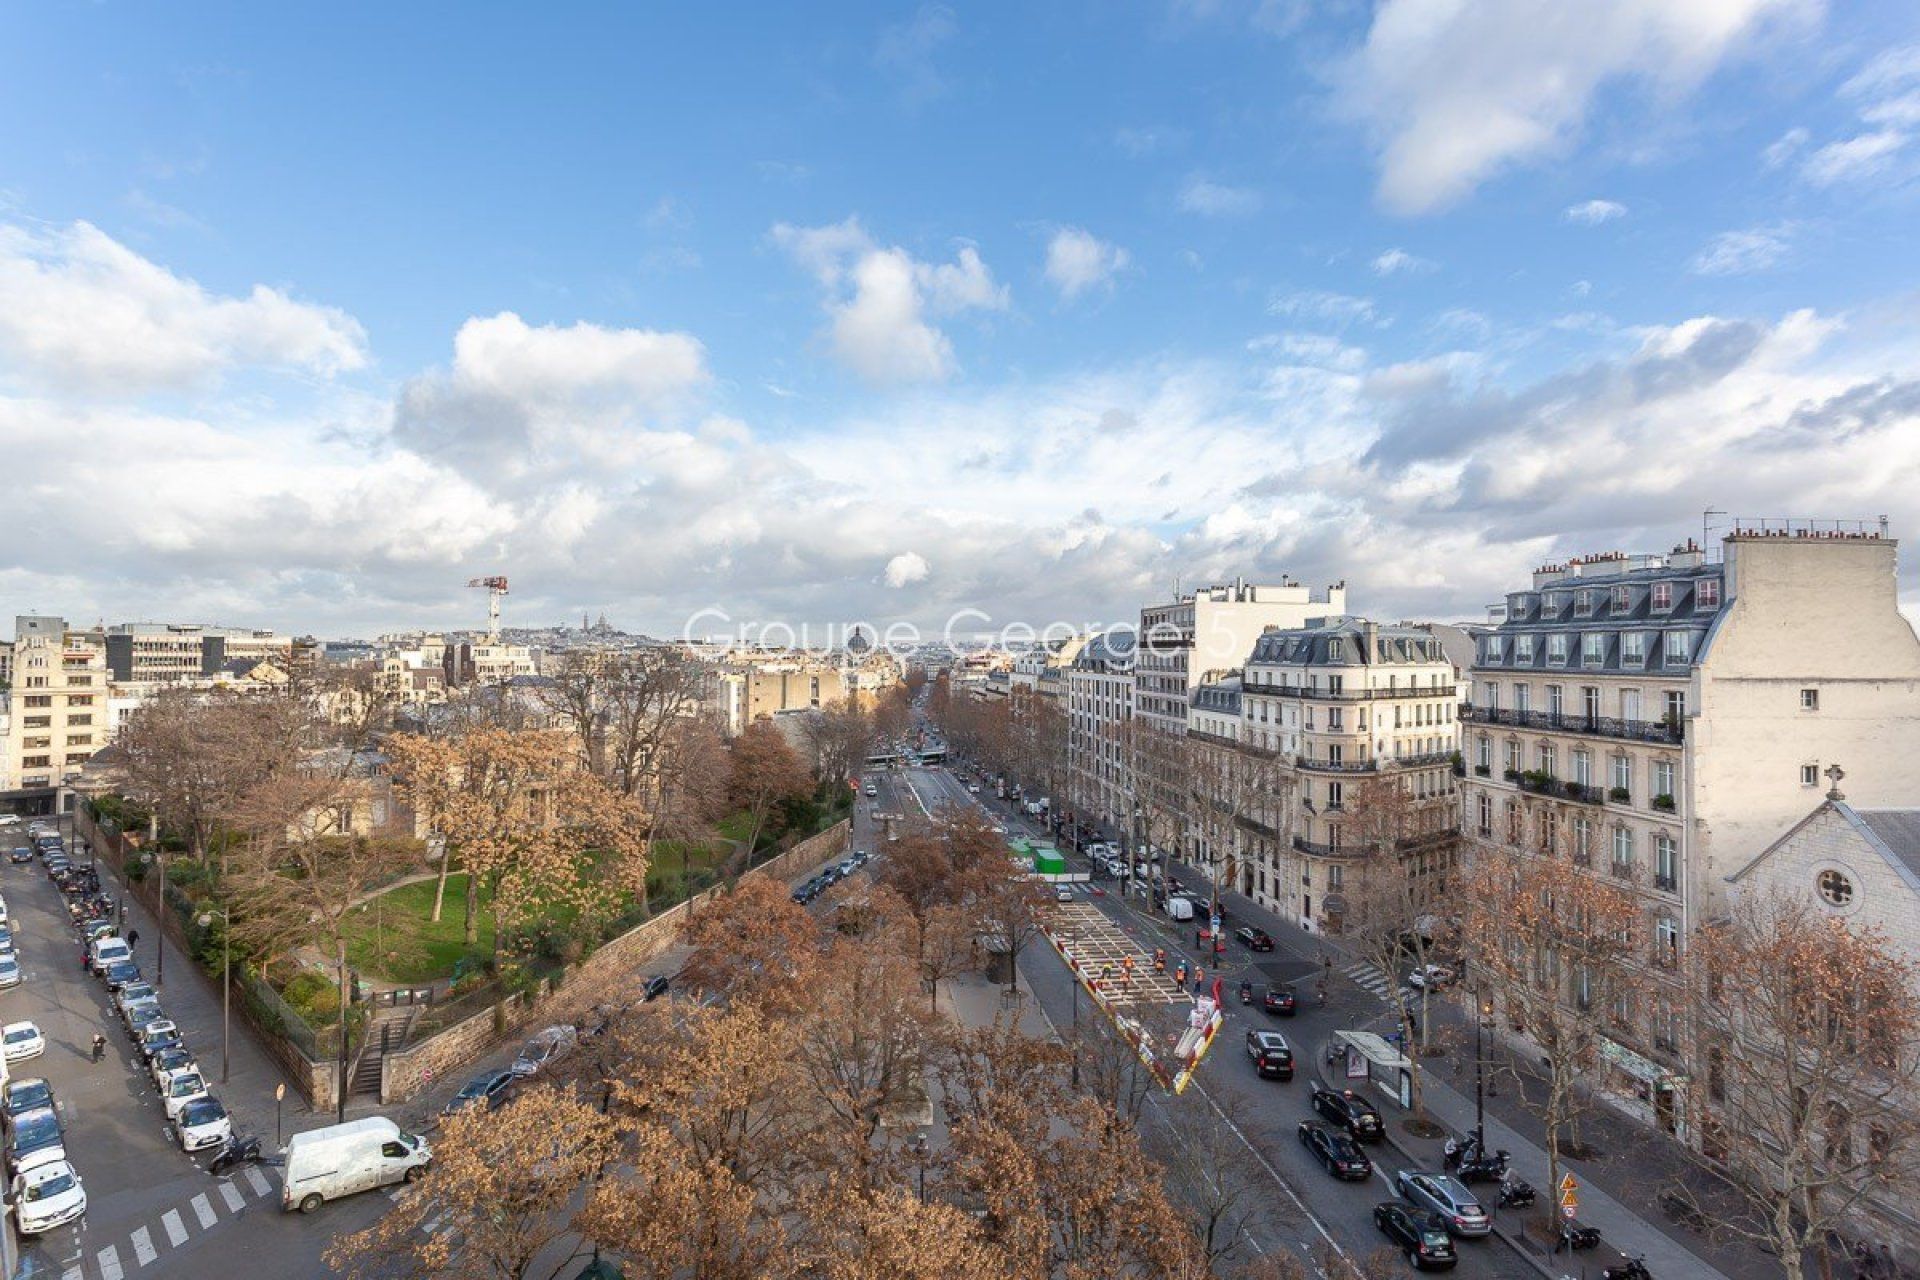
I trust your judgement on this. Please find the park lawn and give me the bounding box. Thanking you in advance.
[343,874,497,984]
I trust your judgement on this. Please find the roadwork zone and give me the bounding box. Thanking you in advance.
[1044,902,1225,1095]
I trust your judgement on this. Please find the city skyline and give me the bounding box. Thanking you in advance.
[6,5,1920,635]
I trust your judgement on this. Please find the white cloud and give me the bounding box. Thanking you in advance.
[1339,0,1810,213]
[0,219,367,394]
[883,551,930,587]
[1178,176,1262,217]
[1840,44,1920,100]
[1689,225,1793,276]
[1268,288,1381,327]
[1564,199,1628,225]
[1802,129,1911,184]
[874,4,957,103]
[1044,227,1130,299]
[772,217,1008,384]
[1762,126,1810,168]
[1371,247,1437,276]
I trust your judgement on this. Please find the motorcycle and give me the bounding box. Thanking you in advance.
[1457,1149,1512,1184]
[1497,1174,1536,1208]
[1560,1223,1603,1251]
[1239,981,1254,1005]
[1604,1255,1652,1280]
[208,1133,282,1176]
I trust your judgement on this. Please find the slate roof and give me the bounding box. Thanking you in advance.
[1246,617,1450,669]
[1855,809,1920,884]
[1072,630,1136,672]
[1478,563,1725,676]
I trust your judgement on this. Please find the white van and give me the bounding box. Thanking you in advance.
[88,937,131,974]
[281,1117,431,1213]
[1163,895,1196,922]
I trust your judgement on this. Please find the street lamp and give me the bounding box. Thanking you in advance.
[1473,992,1493,1153]
[198,907,232,1083]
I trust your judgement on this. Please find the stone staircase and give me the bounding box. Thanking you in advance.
[349,1006,418,1096]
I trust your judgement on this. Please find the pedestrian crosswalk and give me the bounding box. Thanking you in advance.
[1343,962,1400,1002]
[51,1166,280,1280]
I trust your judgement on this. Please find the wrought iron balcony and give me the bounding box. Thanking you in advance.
[1463,704,1683,746]
[1294,755,1377,774]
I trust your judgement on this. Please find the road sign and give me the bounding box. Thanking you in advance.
[1562,1202,1578,1220]
[1558,1173,1579,1195]
[1560,1189,1579,1211]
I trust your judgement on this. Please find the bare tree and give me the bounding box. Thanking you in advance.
[1676,892,1920,1280]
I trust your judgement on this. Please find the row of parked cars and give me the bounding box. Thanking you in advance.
[1,821,89,1236]
[789,848,872,906]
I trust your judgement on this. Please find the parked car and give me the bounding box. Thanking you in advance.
[115,982,157,1017]
[176,1097,232,1152]
[102,959,143,992]
[0,956,19,989]
[1310,1086,1385,1143]
[641,974,671,1002]
[4,1105,65,1176]
[87,936,132,974]
[1298,1121,1374,1180]
[150,1048,199,1091]
[1393,1170,1492,1237]
[1262,986,1297,1017]
[1,1079,53,1121]
[1244,1030,1294,1080]
[44,855,70,876]
[137,1020,185,1063]
[1406,965,1455,991]
[509,1025,578,1077]
[1373,1201,1458,1270]
[162,1071,212,1123]
[280,1117,430,1212]
[442,1069,517,1117]
[1235,926,1275,952]
[124,999,166,1038]
[1,1022,46,1064]
[11,1159,86,1235]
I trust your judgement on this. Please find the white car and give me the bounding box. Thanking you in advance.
[0,956,19,989]
[1054,885,1075,903]
[1406,965,1456,991]
[150,1048,198,1091]
[162,1071,211,1123]
[509,1025,578,1078]
[12,1159,86,1234]
[0,815,18,828]
[175,1097,231,1151]
[1,1022,45,1063]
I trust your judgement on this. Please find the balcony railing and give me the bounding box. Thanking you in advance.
[1242,679,1458,702]
[1295,755,1377,773]
[1515,773,1600,804]
[1463,705,1683,746]
[1653,874,1679,893]
[1397,751,1456,768]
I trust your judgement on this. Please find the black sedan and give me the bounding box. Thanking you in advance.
[442,1069,517,1117]
[1244,1030,1294,1080]
[641,974,671,1002]
[1373,1202,1458,1270]
[1310,1085,1385,1143]
[1298,1121,1374,1180]
[1235,926,1274,952]
[1262,986,1296,1016]
[6,848,31,864]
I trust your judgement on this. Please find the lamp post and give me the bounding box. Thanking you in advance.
[198,907,231,1083]
[1474,991,1493,1153]
[140,849,166,990]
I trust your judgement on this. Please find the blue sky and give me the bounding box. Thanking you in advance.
[5,2,1920,637]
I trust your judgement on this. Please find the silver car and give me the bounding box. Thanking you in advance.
[1394,1170,1492,1237]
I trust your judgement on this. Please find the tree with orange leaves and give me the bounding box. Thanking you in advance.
[679,871,824,1012]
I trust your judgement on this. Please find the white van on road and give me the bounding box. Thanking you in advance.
[281,1117,431,1213]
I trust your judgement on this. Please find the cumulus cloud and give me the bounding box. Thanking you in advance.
[1178,176,1262,217]
[883,551,930,587]
[1371,247,1437,276]
[1044,227,1130,299]
[1564,199,1628,224]
[1338,0,1809,213]
[1689,225,1793,276]
[0,219,367,394]
[772,217,1007,384]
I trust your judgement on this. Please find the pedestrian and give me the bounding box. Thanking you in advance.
[127,928,140,949]
[90,1033,106,1063]
[1174,961,1187,985]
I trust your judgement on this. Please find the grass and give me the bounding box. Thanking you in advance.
[342,874,496,984]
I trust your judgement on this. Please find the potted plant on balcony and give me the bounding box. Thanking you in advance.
[1503,768,1521,782]
[1449,751,1465,777]
[1475,764,1491,776]
[1564,780,1585,798]
[1652,793,1676,812]
[1608,786,1630,802]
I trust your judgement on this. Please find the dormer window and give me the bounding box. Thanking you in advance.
[1582,633,1605,666]
[1611,585,1630,612]
[1621,632,1646,667]
[1545,591,1567,611]
[1483,636,1502,663]
[1696,578,1720,609]
[1652,582,1673,612]
[1575,591,1594,616]
[1547,634,1569,665]
[1515,635,1535,661]
[1664,631,1692,664]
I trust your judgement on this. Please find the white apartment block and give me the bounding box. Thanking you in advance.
[2,616,107,793]
[1460,521,1920,1137]
[1065,631,1135,837]
[1234,618,1461,932]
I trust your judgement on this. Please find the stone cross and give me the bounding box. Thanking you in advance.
[1824,763,1846,802]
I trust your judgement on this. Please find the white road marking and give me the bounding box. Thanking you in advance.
[242,1165,271,1197]
[63,1269,83,1280]
[422,1213,446,1235]
[191,1192,217,1228]
[131,1225,157,1266]
[161,1208,188,1247]
[216,1180,245,1213]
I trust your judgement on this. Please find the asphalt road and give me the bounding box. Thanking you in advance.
[906,762,1539,1279]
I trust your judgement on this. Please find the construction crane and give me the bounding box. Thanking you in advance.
[467,576,509,641]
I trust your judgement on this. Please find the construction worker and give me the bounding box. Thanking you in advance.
[1174,961,1188,986]
[1153,947,1166,972]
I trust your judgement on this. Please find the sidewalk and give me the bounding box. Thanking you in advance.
[1147,852,1742,1280]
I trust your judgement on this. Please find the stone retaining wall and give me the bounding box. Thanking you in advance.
[379,820,851,1102]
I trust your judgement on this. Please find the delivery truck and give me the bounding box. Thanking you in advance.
[281,1117,431,1213]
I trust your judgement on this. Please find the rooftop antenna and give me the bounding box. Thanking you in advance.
[466,576,509,642]
[1703,507,1726,551]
